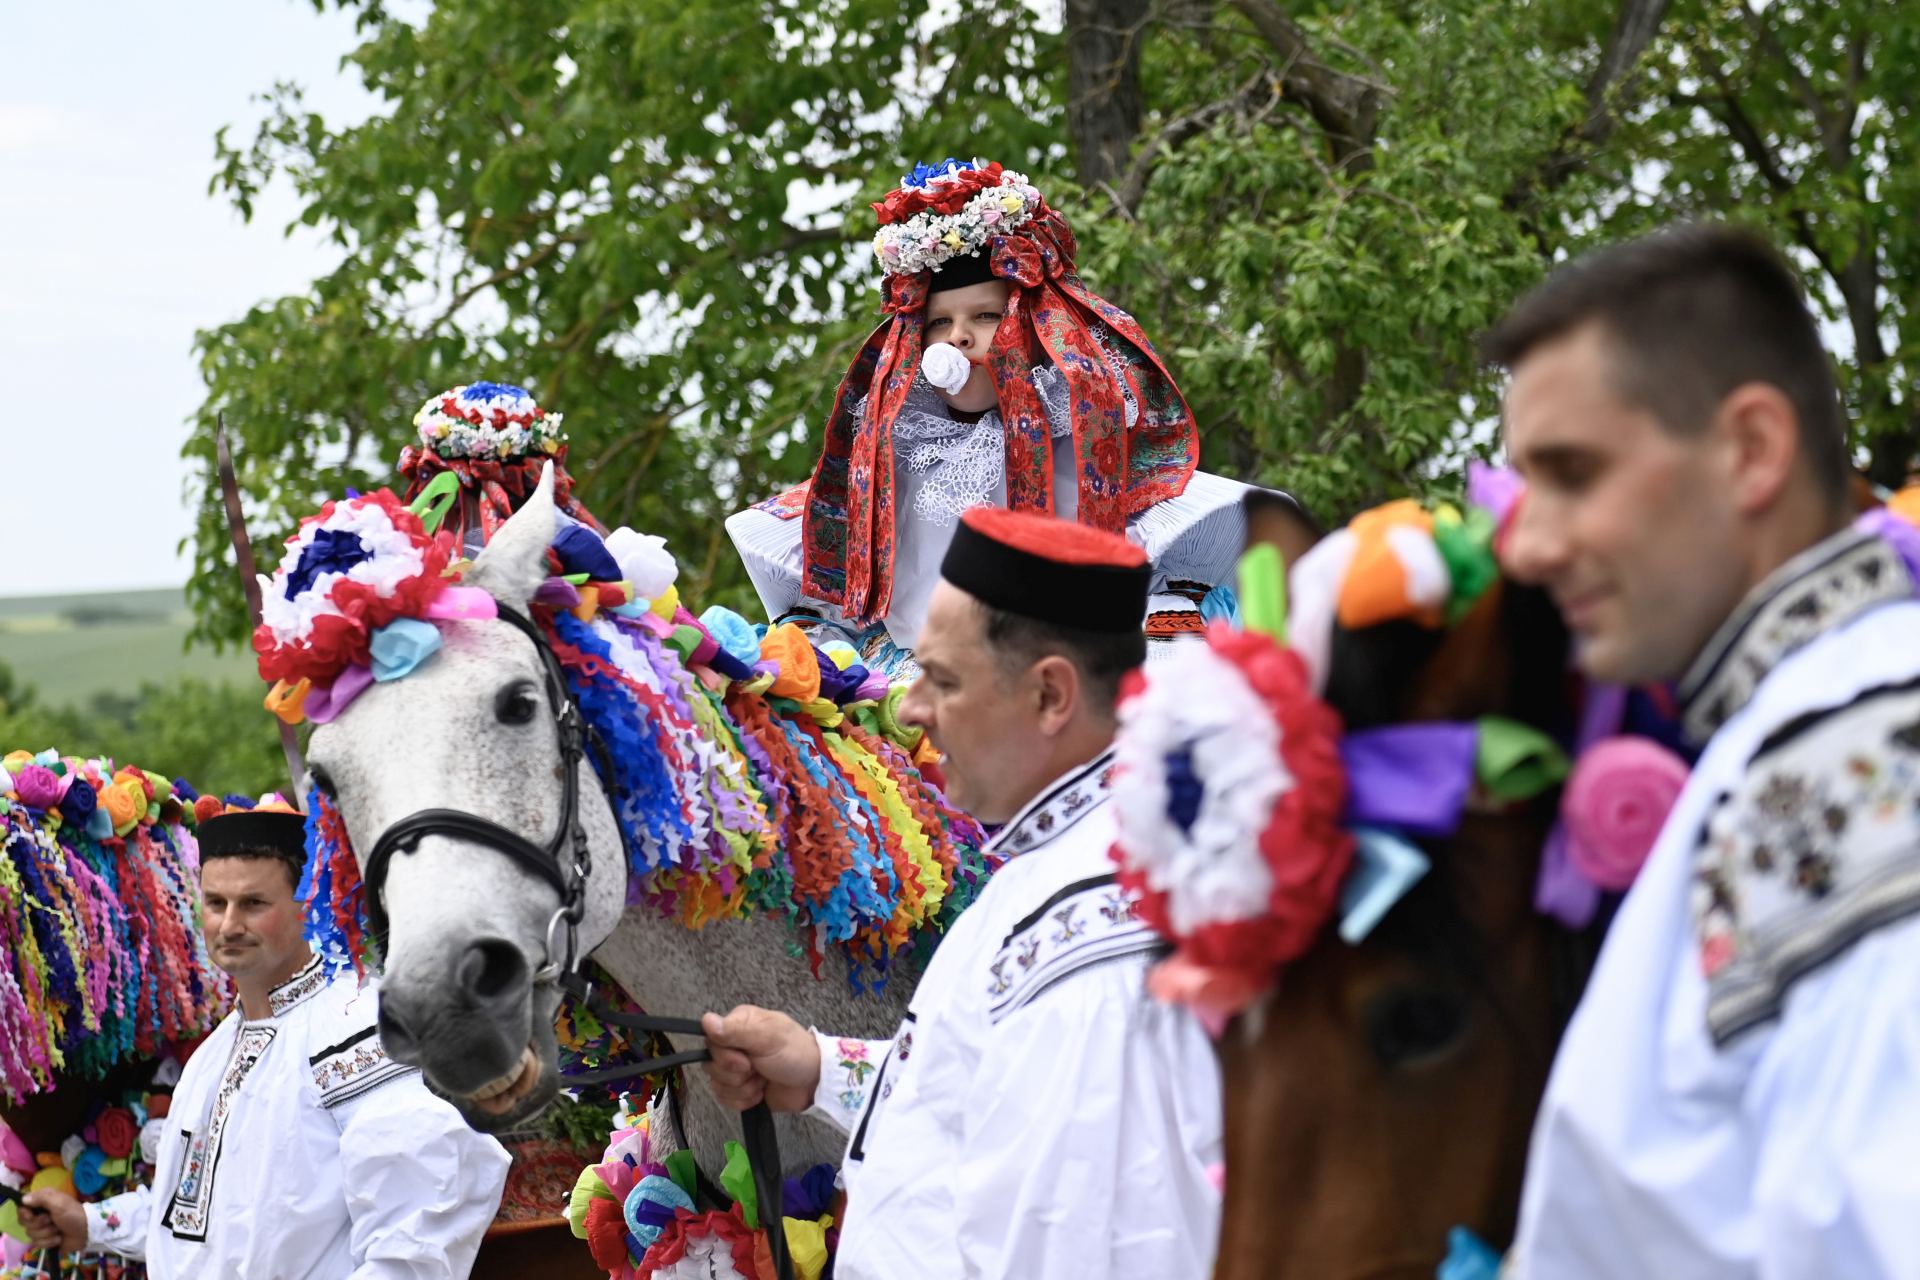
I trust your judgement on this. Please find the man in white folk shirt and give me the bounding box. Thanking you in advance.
[701,505,1223,1278]
[22,805,510,1278]
[1491,224,1920,1276]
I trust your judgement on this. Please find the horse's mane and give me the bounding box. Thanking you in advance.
[537,608,994,992]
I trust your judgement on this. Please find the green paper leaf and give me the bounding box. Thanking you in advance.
[719,1139,759,1230]
[1475,716,1570,802]
[665,1149,699,1201]
[1237,543,1289,644]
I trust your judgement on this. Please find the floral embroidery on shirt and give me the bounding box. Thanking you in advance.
[995,750,1118,856]
[835,1039,876,1087]
[985,874,1161,1023]
[163,1024,277,1241]
[1693,675,1920,1044]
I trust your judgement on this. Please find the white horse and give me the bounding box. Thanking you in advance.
[302,469,910,1172]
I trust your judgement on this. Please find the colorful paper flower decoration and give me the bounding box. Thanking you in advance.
[253,490,455,687]
[412,381,566,461]
[1112,625,1353,1028]
[869,159,1043,277]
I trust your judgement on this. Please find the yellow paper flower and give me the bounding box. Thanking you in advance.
[942,229,965,251]
[1001,195,1022,213]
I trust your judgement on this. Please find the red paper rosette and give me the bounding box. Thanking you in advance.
[1112,626,1353,1017]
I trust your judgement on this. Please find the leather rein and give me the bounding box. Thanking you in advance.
[359,605,797,1280]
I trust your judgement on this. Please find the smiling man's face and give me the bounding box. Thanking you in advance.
[1500,320,1745,685]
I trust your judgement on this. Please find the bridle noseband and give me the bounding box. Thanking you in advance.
[354,603,796,1280]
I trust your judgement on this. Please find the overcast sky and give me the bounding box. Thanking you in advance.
[0,1,373,597]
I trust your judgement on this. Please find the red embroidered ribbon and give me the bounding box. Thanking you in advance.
[800,199,1198,623]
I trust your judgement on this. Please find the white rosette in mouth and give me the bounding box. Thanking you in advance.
[921,342,974,395]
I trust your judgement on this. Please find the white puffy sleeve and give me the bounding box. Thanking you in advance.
[82,1184,152,1259]
[331,1069,511,1279]
[809,1031,897,1134]
[953,959,1222,1279]
[1749,912,1920,1278]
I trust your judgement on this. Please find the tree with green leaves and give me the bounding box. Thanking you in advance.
[187,0,1917,649]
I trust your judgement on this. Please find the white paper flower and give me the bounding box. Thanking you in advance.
[921,342,973,394]
[605,527,680,602]
[1113,639,1292,936]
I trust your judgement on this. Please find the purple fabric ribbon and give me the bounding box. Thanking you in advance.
[1531,682,1624,928]
[1858,507,1920,587]
[303,664,375,724]
[1340,723,1480,836]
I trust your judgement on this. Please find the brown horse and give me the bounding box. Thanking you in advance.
[1213,493,1588,1278]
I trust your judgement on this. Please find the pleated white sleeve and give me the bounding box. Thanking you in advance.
[333,1070,511,1279]
[952,961,1222,1280]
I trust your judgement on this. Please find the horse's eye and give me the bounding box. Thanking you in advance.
[1365,988,1469,1069]
[495,684,542,726]
[308,765,337,799]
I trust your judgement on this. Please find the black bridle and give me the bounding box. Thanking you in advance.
[359,605,796,1280]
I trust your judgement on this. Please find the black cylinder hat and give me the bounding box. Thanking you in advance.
[198,809,307,861]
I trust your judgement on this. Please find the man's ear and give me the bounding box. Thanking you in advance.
[1031,653,1082,736]
[1717,382,1801,516]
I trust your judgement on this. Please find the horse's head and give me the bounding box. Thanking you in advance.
[304,468,628,1131]
[1194,494,1585,1279]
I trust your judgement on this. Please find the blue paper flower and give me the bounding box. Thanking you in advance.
[284,528,372,599]
[462,380,531,403]
[903,157,972,188]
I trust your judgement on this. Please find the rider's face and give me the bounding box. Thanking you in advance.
[923,281,1009,414]
[201,855,310,989]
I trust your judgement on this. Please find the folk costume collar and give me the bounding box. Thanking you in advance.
[1677,527,1913,746]
[988,747,1119,860]
[266,954,328,1019]
[800,160,1198,624]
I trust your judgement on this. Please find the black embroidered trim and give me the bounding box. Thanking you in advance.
[308,1023,377,1066]
[991,749,1117,858]
[1749,671,1920,762]
[318,1063,420,1111]
[1677,531,1908,745]
[1001,874,1119,950]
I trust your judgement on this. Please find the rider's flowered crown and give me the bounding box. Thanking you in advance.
[870,159,1045,278]
[413,382,564,462]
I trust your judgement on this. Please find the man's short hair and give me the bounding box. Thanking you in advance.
[1481,223,1852,504]
[978,604,1146,712]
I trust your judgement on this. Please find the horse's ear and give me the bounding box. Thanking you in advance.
[468,461,557,606]
[1240,488,1321,565]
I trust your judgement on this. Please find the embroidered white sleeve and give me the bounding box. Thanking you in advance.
[808,1030,894,1135]
[84,1185,152,1259]
[310,1025,416,1110]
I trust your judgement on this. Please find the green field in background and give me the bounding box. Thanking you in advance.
[0,588,257,705]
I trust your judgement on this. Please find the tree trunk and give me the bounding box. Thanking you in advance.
[1066,0,1150,186]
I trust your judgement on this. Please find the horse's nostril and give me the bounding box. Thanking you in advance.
[378,1001,421,1064]
[457,938,530,1007]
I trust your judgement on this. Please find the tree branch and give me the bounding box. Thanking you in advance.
[1514,0,1673,207]
[1227,0,1383,169]
[1113,71,1277,213]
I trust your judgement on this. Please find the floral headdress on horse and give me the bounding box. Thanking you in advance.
[800,158,1200,623]
[1111,474,1696,1031]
